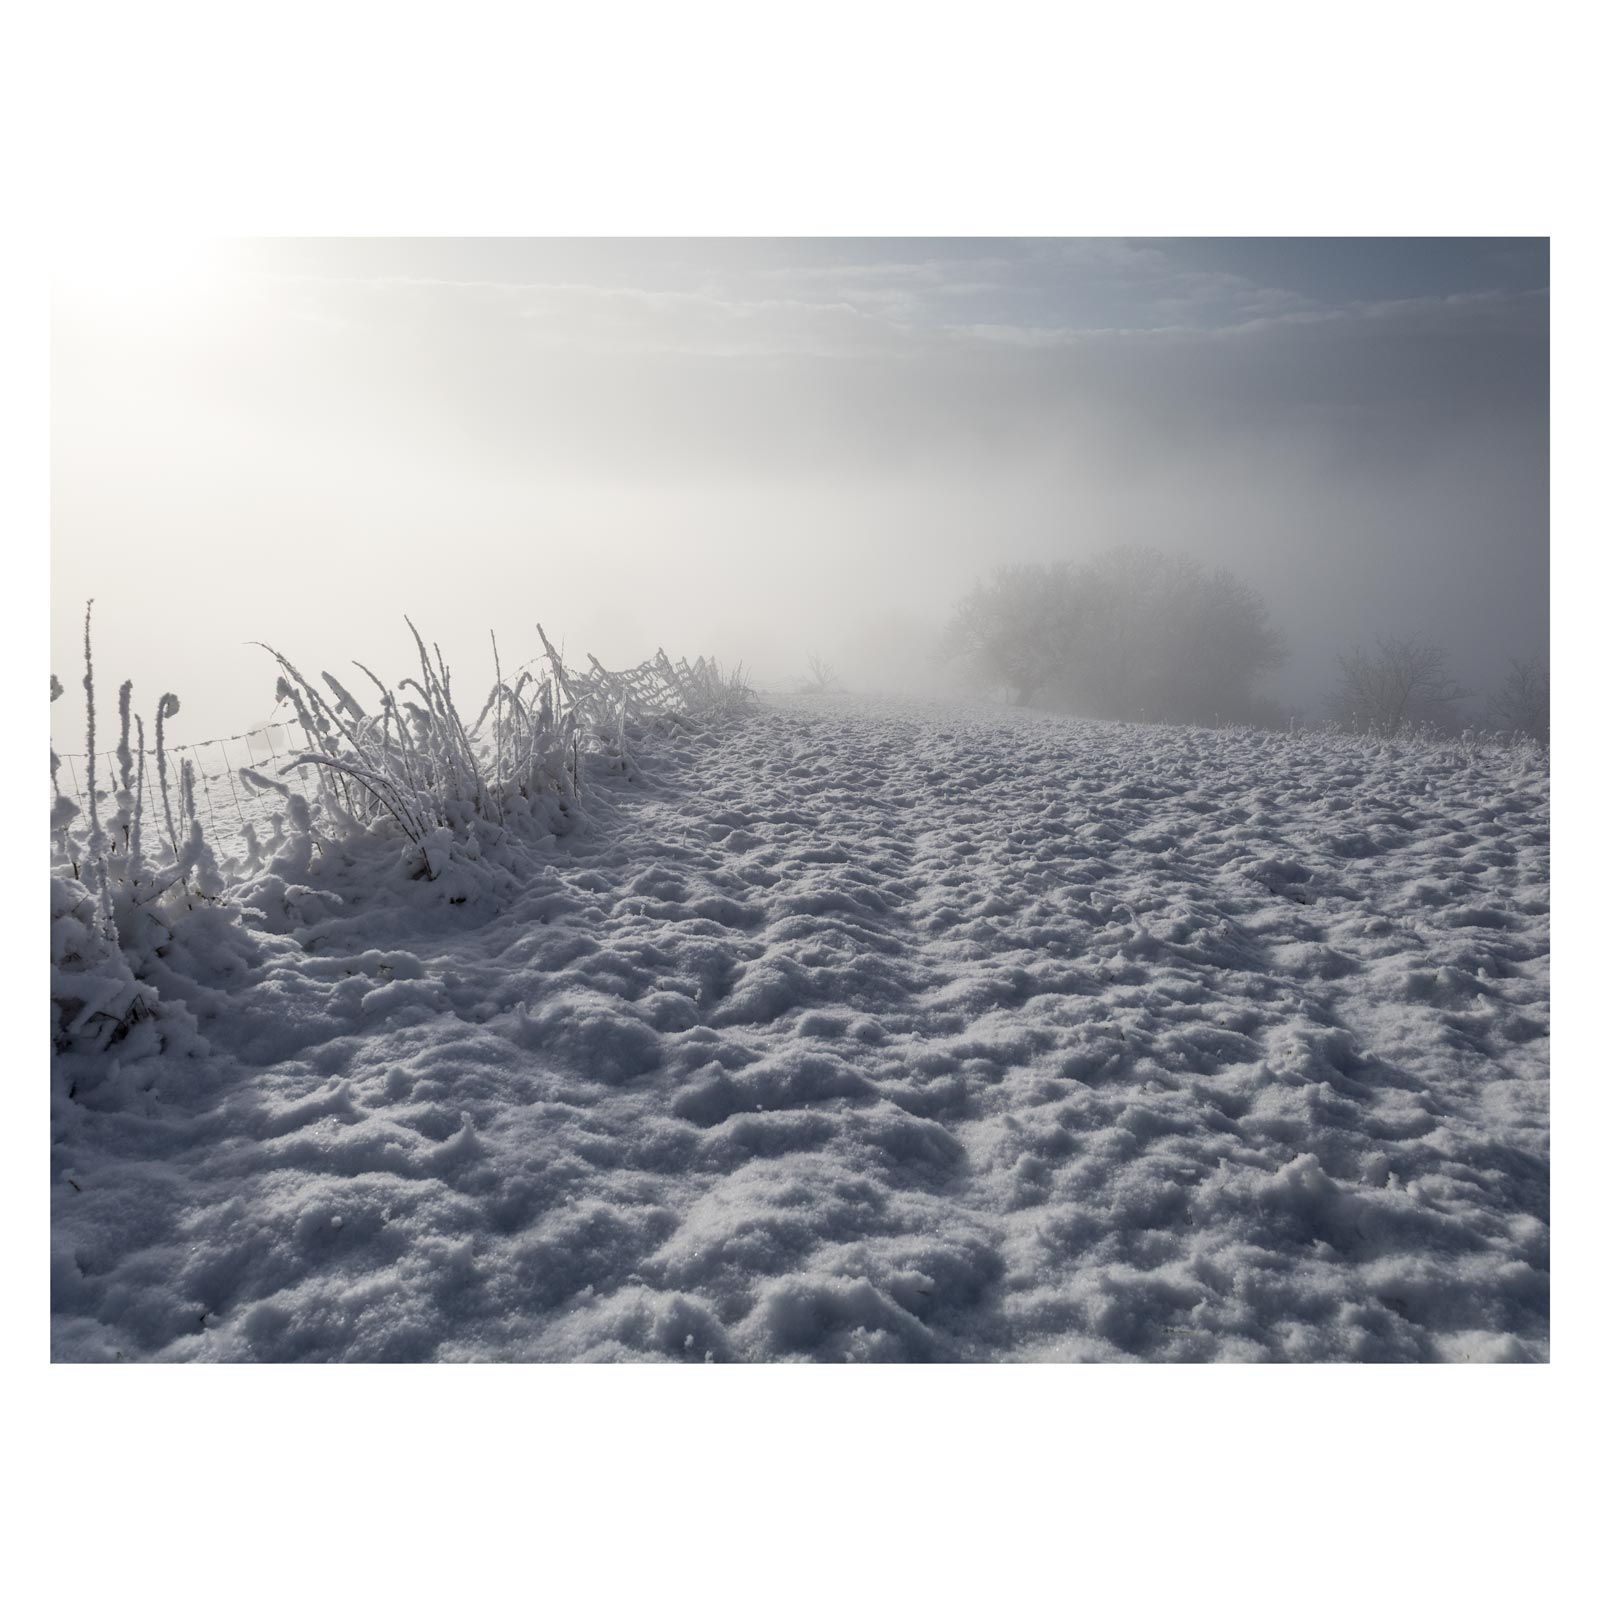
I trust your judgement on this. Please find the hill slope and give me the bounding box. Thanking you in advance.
[52,695,1550,1361]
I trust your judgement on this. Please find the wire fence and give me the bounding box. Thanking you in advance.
[52,716,319,848]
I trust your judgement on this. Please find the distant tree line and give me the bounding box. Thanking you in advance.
[945,548,1287,724]
[947,548,1549,742]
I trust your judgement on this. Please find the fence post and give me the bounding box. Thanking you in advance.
[193,745,221,829]
[219,738,248,826]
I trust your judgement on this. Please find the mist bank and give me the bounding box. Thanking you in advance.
[52,241,1546,742]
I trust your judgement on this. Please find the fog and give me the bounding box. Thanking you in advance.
[51,237,1548,745]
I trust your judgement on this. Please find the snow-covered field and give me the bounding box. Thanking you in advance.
[51,694,1550,1362]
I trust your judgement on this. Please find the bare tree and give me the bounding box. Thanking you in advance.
[944,563,1079,705]
[795,656,842,694]
[1489,656,1549,743]
[1326,634,1466,735]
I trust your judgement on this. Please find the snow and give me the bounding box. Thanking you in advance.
[51,694,1549,1361]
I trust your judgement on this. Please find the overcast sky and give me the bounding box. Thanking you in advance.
[52,237,1548,743]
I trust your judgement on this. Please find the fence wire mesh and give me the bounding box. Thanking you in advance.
[52,717,317,852]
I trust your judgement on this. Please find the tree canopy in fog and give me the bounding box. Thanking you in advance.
[946,547,1287,723]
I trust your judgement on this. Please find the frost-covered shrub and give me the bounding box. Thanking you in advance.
[793,656,842,695]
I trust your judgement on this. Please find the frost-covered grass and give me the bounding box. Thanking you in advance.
[51,690,1548,1362]
[50,608,750,1105]
[255,621,752,861]
[50,605,229,1078]
[1300,716,1550,766]
[253,621,585,876]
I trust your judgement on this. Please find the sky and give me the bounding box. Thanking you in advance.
[51,237,1548,744]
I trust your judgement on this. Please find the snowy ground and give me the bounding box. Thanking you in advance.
[51,694,1550,1361]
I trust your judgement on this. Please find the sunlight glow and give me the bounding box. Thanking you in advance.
[52,235,226,320]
